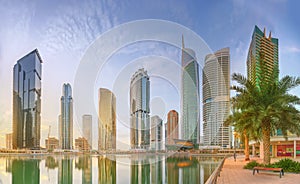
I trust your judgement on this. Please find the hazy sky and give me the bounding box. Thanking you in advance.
[0,0,299,149]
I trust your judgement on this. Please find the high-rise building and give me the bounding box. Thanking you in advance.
[12,49,42,149]
[130,68,150,150]
[6,133,12,149]
[203,48,231,147]
[181,36,200,144]
[151,115,163,151]
[82,114,92,150]
[247,25,279,86]
[166,110,179,145]
[98,88,116,151]
[59,83,73,150]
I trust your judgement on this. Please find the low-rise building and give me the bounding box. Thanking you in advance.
[45,137,59,151]
[75,137,90,152]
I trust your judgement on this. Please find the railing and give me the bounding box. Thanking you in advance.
[205,156,226,184]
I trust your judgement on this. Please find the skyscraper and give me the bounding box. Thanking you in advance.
[166,110,179,145]
[151,115,163,151]
[59,83,73,150]
[203,48,230,147]
[181,36,200,144]
[247,26,279,85]
[98,88,116,151]
[130,68,150,150]
[12,49,42,149]
[82,114,92,150]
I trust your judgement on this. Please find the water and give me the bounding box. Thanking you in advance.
[0,154,222,184]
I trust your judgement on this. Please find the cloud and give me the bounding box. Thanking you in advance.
[282,46,300,53]
[39,0,120,57]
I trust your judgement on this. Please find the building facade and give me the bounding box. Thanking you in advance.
[59,83,73,150]
[181,36,200,144]
[75,137,90,152]
[247,25,279,86]
[166,110,179,145]
[98,88,116,151]
[151,115,163,151]
[130,68,150,150]
[82,114,92,150]
[45,137,59,150]
[12,49,42,149]
[6,133,12,149]
[203,48,231,147]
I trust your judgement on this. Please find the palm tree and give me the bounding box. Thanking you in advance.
[228,57,300,164]
[225,109,260,161]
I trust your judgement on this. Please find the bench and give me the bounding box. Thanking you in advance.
[253,167,284,178]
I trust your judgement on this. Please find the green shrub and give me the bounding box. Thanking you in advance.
[271,158,300,173]
[243,158,300,173]
[243,161,263,169]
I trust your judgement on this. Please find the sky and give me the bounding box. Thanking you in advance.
[0,0,299,150]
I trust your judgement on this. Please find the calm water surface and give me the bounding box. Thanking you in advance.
[0,154,222,184]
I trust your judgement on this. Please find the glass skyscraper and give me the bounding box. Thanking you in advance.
[98,88,116,151]
[59,83,73,150]
[181,36,200,144]
[12,49,42,149]
[166,110,178,145]
[130,68,150,150]
[150,115,163,151]
[203,48,231,147]
[82,114,92,150]
[247,25,279,85]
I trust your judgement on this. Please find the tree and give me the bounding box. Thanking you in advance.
[225,108,260,161]
[228,57,300,164]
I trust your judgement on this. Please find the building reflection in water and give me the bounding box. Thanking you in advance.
[75,156,92,184]
[98,156,116,184]
[130,155,150,184]
[180,156,200,184]
[166,157,179,183]
[45,156,58,169]
[12,159,40,184]
[150,156,164,184]
[58,157,73,184]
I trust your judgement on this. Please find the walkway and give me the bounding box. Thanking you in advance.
[217,156,300,184]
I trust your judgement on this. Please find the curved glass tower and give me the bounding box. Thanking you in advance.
[98,88,116,151]
[130,68,150,150]
[181,36,200,144]
[203,48,230,147]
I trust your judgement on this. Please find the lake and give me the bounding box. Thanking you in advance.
[0,154,223,184]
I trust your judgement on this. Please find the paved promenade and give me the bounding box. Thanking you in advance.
[217,155,300,184]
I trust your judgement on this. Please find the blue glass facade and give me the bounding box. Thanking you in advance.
[12,49,42,149]
[60,83,73,149]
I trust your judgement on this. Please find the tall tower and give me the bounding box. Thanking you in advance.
[150,115,163,151]
[12,49,42,149]
[82,114,92,150]
[60,83,73,149]
[130,68,150,150]
[247,26,279,85]
[166,110,179,145]
[98,88,116,151]
[203,48,230,147]
[181,36,200,144]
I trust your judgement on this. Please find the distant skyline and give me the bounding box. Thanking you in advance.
[0,1,300,149]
